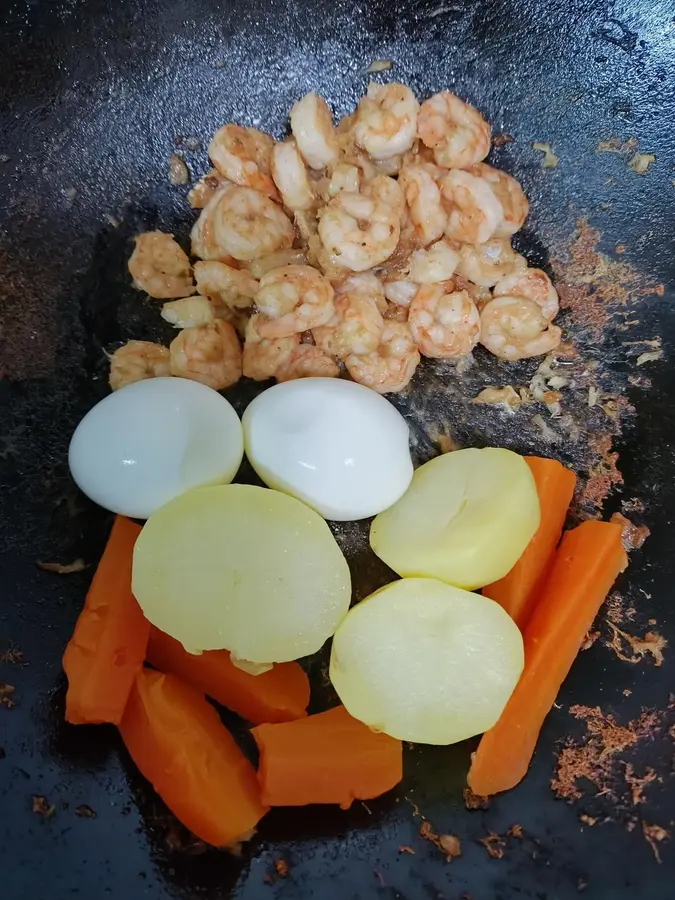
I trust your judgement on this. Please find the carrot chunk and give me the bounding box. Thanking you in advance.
[119,668,268,846]
[252,705,402,809]
[483,457,576,629]
[468,520,627,795]
[146,626,309,724]
[62,516,149,724]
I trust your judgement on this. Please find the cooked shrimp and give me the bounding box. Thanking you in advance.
[271,139,315,211]
[365,175,406,220]
[208,124,278,199]
[383,280,419,307]
[470,163,529,237]
[161,296,215,328]
[193,185,294,262]
[353,82,419,160]
[169,320,242,390]
[318,192,400,271]
[128,232,195,299]
[398,162,447,246]
[441,170,504,244]
[255,265,335,337]
[417,91,491,169]
[275,344,340,382]
[383,301,410,323]
[346,321,420,394]
[323,163,361,200]
[194,260,259,309]
[455,238,527,287]
[453,274,493,311]
[244,249,308,278]
[242,313,300,381]
[313,289,384,358]
[187,168,230,209]
[290,92,339,170]
[479,296,562,361]
[339,272,388,313]
[108,340,171,391]
[408,239,460,283]
[408,286,480,359]
[493,267,559,321]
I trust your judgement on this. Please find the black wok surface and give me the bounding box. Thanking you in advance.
[1,1,674,897]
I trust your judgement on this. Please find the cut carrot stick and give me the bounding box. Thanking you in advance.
[119,668,268,846]
[146,626,310,724]
[62,516,149,725]
[468,520,627,796]
[483,457,576,629]
[251,705,402,809]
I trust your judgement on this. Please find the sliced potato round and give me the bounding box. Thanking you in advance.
[370,448,540,590]
[133,484,351,662]
[330,578,524,744]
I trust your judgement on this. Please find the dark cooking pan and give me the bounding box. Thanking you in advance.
[1,0,674,897]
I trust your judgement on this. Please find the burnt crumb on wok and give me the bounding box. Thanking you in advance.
[609,512,650,551]
[642,823,669,863]
[506,824,523,838]
[419,821,462,860]
[478,831,505,859]
[551,705,661,802]
[397,845,415,855]
[463,786,489,810]
[37,558,87,574]
[273,859,289,878]
[0,647,24,664]
[581,630,600,651]
[623,764,658,805]
[0,682,16,708]
[32,795,56,819]
[492,133,514,147]
[606,622,666,667]
[75,804,97,818]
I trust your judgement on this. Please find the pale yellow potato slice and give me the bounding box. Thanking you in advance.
[370,448,540,590]
[330,577,524,744]
[132,484,351,662]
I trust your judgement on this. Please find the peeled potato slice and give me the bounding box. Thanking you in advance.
[370,448,540,590]
[132,484,351,662]
[330,578,524,744]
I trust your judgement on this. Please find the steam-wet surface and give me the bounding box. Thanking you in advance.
[1,0,674,897]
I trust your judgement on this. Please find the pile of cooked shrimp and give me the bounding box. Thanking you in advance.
[111,83,562,395]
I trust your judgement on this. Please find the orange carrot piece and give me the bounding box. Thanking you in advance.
[468,520,627,796]
[252,705,403,809]
[62,516,149,725]
[119,668,268,846]
[146,626,310,724]
[483,457,576,629]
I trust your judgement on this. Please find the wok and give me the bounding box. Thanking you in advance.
[1,0,674,897]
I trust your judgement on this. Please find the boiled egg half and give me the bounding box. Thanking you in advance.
[69,377,243,518]
[242,378,412,520]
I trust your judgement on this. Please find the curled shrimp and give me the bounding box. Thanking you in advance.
[408,239,460,284]
[470,163,529,238]
[128,232,195,299]
[194,260,259,309]
[353,82,420,160]
[441,170,504,244]
[479,296,562,361]
[193,185,294,262]
[318,192,400,272]
[383,280,419,307]
[271,138,315,211]
[346,321,420,394]
[187,168,230,209]
[290,92,339,170]
[242,313,300,381]
[398,162,446,247]
[365,175,406,221]
[455,238,526,287]
[169,320,242,390]
[313,287,384,358]
[408,286,480,359]
[108,340,170,391]
[493,267,559,321]
[161,296,215,329]
[417,91,491,169]
[208,124,278,199]
[321,163,361,201]
[276,344,340,382]
[255,265,335,337]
